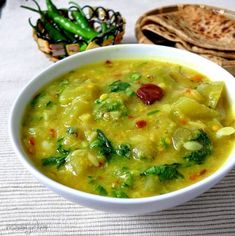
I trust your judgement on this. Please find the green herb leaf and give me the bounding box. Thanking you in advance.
[58,79,69,94]
[147,109,160,116]
[66,127,77,135]
[90,129,114,159]
[184,129,212,164]
[87,176,96,184]
[112,190,129,198]
[42,156,67,169]
[45,101,53,108]
[31,92,45,107]
[42,138,71,169]
[94,97,128,120]
[95,185,108,196]
[128,72,141,81]
[160,137,170,149]
[116,144,131,158]
[141,163,183,181]
[114,167,134,193]
[125,88,135,96]
[56,138,70,156]
[108,80,130,92]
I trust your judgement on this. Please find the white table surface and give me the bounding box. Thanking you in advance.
[1,0,235,235]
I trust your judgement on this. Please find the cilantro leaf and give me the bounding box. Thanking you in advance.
[112,190,129,198]
[108,80,130,92]
[128,72,142,81]
[116,144,131,158]
[90,129,115,159]
[42,156,67,169]
[95,185,108,196]
[42,138,70,169]
[184,129,212,164]
[141,163,183,181]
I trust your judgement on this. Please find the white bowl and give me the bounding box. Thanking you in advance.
[9,44,235,215]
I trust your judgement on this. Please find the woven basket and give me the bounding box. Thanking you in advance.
[33,6,125,61]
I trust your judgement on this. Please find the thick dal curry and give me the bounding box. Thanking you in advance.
[21,60,235,198]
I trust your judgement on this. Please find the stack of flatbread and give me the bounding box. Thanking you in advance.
[135,4,235,75]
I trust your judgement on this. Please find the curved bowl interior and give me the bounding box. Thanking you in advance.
[9,44,235,214]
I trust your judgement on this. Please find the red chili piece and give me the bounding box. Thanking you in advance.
[49,128,56,138]
[28,137,35,146]
[136,83,164,105]
[136,120,147,128]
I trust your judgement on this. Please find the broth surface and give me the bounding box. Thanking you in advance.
[22,60,235,198]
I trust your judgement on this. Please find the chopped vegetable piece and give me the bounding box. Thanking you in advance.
[94,94,128,120]
[184,130,212,164]
[172,128,192,151]
[141,163,183,181]
[183,141,202,151]
[136,84,164,105]
[197,82,224,108]
[108,80,131,92]
[172,97,218,118]
[216,127,235,138]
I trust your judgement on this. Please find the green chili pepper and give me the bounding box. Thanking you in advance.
[44,20,67,42]
[46,0,98,40]
[71,10,96,33]
[69,2,96,32]
[21,2,67,43]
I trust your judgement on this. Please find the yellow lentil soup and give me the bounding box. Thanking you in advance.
[22,60,235,198]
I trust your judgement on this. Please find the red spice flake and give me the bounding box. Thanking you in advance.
[192,75,203,82]
[105,60,112,66]
[28,137,35,146]
[49,128,56,138]
[27,146,35,155]
[199,169,207,176]
[190,169,207,181]
[128,115,134,119]
[98,160,105,168]
[136,83,164,105]
[136,120,147,128]
[180,119,188,125]
[189,174,197,181]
